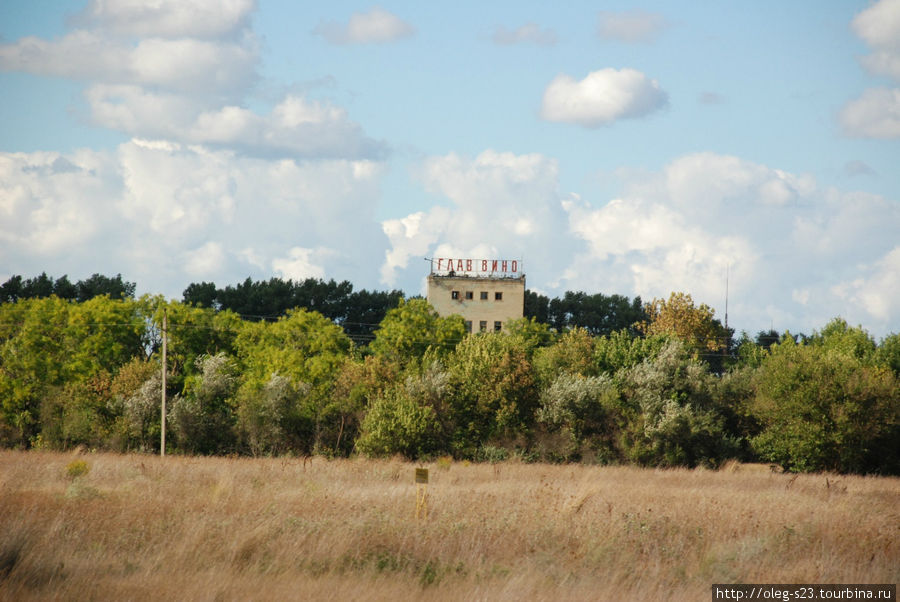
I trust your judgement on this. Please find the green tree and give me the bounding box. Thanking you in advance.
[236,374,313,455]
[593,329,671,374]
[369,298,465,365]
[444,333,539,456]
[523,290,550,324]
[810,318,876,361]
[533,327,597,386]
[535,373,621,462]
[750,337,900,474]
[618,341,737,468]
[356,364,447,459]
[547,291,645,336]
[639,292,729,356]
[169,353,239,454]
[875,333,900,376]
[0,296,144,445]
[234,308,351,454]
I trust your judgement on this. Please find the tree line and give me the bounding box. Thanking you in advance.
[0,273,897,474]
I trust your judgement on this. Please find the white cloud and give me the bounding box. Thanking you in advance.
[859,51,900,82]
[597,10,669,44]
[184,242,226,276]
[272,247,330,281]
[313,7,415,45]
[562,196,758,306]
[190,95,384,158]
[381,150,573,287]
[839,87,900,138]
[381,209,452,285]
[664,152,816,227]
[83,85,383,159]
[0,1,382,160]
[0,32,258,98]
[557,152,900,337]
[492,23,557,46]
[78,0,256,39]
[0,150,118,259]
[0,142,389,298]
[832,246,900,326]
[851,0,900,56]
[842,0,900,139]
[541,68,668,127]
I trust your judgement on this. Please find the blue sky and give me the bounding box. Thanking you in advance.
[1,0,898,338]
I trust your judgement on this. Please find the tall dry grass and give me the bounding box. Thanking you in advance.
[0,451,897,601]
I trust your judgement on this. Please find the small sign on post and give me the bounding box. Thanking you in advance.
[415,468,429,519]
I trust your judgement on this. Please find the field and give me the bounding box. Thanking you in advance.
[1,451,897,601]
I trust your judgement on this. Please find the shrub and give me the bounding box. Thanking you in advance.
[236,374,313,456]
[750,339,900,474]
[65,459,89,479]
[618,341,738,468]
[536,373,621,462]
[169,353,238,454]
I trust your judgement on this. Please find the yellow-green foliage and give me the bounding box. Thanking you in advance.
[65,459,89,479]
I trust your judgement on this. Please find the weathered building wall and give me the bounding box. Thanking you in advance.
[427,274,525,332]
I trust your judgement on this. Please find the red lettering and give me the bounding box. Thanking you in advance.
[491,260,498,272]
[466,259,472,272]
[511,260,518,272]
[501,260,508,272]
[481,260,488,272]
[456,259,463,271]
[437,258,443,271]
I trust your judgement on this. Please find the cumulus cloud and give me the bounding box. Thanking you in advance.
[0,0,384,160]
[0,142,389,297]
[839,87,900,138]
[0,150,120,260]
[272,247,330,281]
[492,23,557,46]
[851,0,900,79]
[842,0,900,139]
[556,152,900,337]
[562,196,758,309]
[184,242,226,277]
[381,150,573,289]
[540,68,668,127]
[76,0,256,39]
[832,246,900,327]
[663,152,816,227]
[597,10,669,44]
[313,7,415,45]
[0,29,258,98]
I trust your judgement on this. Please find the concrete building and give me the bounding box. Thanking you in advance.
[426,258,525,333]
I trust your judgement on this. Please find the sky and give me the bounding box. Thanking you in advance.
[1,0,899,339]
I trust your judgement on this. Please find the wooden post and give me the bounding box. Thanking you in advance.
[161,308,167,457]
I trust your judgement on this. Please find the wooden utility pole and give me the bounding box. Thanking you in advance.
[161,308,167,457]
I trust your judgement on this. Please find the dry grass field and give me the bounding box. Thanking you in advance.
[1,450,897,601]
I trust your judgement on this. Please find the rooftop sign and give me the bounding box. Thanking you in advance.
[430,258,521,277]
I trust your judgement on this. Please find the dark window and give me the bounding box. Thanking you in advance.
[465,291,473,300]
[465,321,472,333]
[479,320,487,332]
[480,291,488,300]
[494,321,502,332]
[451,290,459,300]
[494,292,503,301]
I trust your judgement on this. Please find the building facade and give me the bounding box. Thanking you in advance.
[427,265,525,333]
